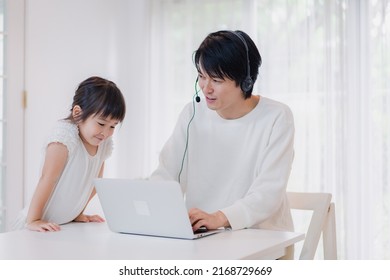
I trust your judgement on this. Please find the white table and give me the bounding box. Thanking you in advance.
[0,222,304,260]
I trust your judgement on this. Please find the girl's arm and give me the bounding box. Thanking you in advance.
[73,162,105,223]
[26,143,68,232]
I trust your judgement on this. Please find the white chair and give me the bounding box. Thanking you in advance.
[287,192,337,260]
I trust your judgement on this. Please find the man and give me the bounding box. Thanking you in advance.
[151,30,294,236]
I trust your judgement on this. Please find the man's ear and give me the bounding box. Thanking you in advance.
[72,105,82,121]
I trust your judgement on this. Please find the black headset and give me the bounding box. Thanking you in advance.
[230,31,254,94]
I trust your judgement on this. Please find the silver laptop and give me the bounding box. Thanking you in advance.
[94,178,226,239]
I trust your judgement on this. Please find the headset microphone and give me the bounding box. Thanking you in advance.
[178,77,200,183]
[194,77,201,102]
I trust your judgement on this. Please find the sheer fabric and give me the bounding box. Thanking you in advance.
[149,0,390,259]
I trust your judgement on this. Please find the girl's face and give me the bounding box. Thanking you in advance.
[197,66,246,120]
[75,109,119,154]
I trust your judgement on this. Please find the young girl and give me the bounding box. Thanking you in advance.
[13,76,126,232]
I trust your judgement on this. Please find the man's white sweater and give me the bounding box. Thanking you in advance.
[151,96,294,231]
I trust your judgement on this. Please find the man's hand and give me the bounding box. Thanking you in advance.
[189,208,229,231]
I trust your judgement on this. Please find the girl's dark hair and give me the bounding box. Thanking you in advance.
[193,30,262,99]
[65,76,126,123]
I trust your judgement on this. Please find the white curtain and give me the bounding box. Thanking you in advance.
[148,0,390,259]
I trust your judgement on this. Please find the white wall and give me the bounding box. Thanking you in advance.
[23,0,151,207]
[5,0,25,230]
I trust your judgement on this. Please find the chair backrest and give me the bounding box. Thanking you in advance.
[287,192,337,260]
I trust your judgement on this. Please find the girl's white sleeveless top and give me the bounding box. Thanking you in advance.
[12,120,113,230]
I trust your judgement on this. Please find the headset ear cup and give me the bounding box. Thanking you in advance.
[241,76,254,93]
